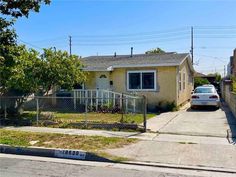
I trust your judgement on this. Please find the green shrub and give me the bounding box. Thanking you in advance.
[194,77,210,88]
[232,77,236,93]
[156,101,178,112]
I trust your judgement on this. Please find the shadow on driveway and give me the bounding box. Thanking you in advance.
[221,101,236,144]
[186,106,219,112]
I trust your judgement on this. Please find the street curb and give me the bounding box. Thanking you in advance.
[0,144,111,162]
[123,161,236,174]
[1,144,236,174]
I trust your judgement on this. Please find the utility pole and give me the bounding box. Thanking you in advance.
[191,26,194,64]
[224,65,226,77]
[69,35,72,56]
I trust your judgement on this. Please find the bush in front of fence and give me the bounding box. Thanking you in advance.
[155,101,178,113]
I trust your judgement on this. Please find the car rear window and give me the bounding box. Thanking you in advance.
[194,87,214,93]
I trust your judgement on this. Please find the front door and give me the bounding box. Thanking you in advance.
[96,74,110,90]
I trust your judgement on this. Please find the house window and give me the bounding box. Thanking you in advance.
[127,70,156,91]
[183,72,186,90]
[179,72,182,91]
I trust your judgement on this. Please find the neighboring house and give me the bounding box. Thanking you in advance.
[194,72,218,84]
[227,49,236,77]
[79,52,194,110]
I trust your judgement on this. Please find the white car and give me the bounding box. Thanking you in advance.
[191,86,220,109]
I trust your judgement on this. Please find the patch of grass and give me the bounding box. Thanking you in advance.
[20,111,156,131]
[22,111,155,124]
[97,152,131,162]
[54,112,156,124]
[0,129,137,152]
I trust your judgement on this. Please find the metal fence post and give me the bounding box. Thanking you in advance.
[36,98,39,126]
[85,95,88,128]
[133,99,136,113]
[121,93,124,123]
[96,90,98,111]
[4,100,7,119]
[143,95,147,132]
[73,90,76,110]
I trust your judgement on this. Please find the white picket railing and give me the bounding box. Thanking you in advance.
[72,89,142,113]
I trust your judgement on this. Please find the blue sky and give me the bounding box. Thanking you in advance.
[15,0,236,75]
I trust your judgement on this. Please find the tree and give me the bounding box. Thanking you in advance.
[39,48,87,95]
[0,45,40,96]
[194,78,210,88]
[0,1,87,116]
[215,73,222,82]
[0,47,87,96]
[145,47,165,54]
[1,46,87,117]
[0,0,52,95]
[0,0,50,18]
[0,0,51,45]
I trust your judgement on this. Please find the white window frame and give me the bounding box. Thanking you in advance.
[179,72,182,92]
[127,70,157,91]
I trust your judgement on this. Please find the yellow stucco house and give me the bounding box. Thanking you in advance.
[79,52,194,110]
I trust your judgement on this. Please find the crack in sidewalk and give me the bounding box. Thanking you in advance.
[157,113,180,133]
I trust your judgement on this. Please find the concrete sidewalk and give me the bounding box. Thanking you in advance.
[1,126,157,140]
[2,126,235,171]
[106,138,236,170]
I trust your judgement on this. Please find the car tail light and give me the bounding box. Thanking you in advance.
[192,95,199,99]
[209,95,218,99]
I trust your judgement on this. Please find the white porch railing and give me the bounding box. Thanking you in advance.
[72,89,142,113]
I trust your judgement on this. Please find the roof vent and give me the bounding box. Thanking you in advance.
[130,47,133,57]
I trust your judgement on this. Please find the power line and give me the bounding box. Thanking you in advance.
[73,35,190,44]
[17,26,236,51]
[194,25,236,29]
[73,27,190,38]
[25,36,67,43]
[195,54,228,63]
[18,39,43,50]
[73,36,190,46]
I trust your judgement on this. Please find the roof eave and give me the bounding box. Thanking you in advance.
[83,66,113,72]
[180,54,195,73]
[112,63,180,68]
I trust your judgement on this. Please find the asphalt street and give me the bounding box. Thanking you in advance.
[0,155,200,177]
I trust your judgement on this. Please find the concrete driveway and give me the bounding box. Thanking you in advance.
[106,102,236,170]
[147,102,236,138]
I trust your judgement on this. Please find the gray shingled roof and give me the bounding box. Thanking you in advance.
[80,53,191,71]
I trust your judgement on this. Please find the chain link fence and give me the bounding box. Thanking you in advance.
[0,93,147,131]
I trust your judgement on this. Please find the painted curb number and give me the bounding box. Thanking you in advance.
[54,149,86,160]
